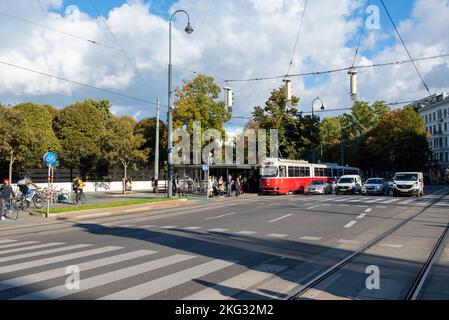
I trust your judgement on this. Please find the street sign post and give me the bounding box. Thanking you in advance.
[43,152,57,218]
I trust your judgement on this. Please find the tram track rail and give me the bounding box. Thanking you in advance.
[286,192,449,300]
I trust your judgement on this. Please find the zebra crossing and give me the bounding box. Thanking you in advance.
[310,195,444,207]
[0,238,292,300]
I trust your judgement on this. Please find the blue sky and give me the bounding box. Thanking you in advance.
[1,0,447,130]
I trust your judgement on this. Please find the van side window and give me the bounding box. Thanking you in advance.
[279,166,287,178]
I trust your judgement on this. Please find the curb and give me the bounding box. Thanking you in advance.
[29,199,189,221]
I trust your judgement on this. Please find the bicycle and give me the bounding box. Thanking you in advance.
[2,197,19,221]
[73,190,86,205]
[15,190,44,210]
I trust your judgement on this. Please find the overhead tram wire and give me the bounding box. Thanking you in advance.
[380,0,431,95]
[223,53,449,83]
[0,11,117,50]
[88,0,142,77]
[0,60,166,108]
[287,0,309,76]
[351,0,370,68]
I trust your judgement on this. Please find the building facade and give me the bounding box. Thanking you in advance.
[411,93,449,184]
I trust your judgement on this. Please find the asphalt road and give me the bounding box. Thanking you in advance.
[0,186,448,300]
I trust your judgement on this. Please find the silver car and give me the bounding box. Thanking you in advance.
[305,180,331,195]
[362,178,389,195]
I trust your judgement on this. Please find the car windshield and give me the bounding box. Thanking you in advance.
[310,181,325,186]
[394,174,418,182]
[366,179,383,185]
[338,178,354,184]
[259,166,278,178]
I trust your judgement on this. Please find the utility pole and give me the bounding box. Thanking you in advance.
[154,98,160,194]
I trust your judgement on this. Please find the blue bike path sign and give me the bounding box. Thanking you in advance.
[43,152,57,166]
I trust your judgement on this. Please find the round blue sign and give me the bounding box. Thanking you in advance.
[44,152,57,165]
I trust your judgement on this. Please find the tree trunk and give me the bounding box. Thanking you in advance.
[123,162,128,195]
[8,150,15,183]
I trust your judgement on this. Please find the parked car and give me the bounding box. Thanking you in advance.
[392,172,424,197]
[362,178,389,195]
[305,180,332,195]
[335,175,363,195]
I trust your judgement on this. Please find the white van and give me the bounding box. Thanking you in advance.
[392,172,424,197]
[335,175,362,195]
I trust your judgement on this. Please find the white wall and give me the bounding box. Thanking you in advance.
[12,180,168,193]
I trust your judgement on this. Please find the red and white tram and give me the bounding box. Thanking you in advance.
[258,158,360,195]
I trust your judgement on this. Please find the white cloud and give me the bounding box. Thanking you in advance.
[0,0,447,124]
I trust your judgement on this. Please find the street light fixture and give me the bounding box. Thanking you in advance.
[311,97,325,163]
[167,10,193,198]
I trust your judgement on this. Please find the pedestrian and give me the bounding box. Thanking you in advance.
[239,175,244,195]
[218,176,225,198]
[227,174,233,197]
[0,179,15,221]
[235,175,241,197]
[209,176,214,197]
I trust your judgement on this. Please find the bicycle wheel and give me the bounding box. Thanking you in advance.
[33,194,44,209]
[80,193,86,204]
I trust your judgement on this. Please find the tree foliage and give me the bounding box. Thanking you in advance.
[173,74,231,137]
[135,117,168,164]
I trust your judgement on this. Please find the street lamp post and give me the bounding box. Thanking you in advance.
[167,10,193,198]
[311,97,325,164]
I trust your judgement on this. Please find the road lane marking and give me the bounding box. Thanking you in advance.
[0,241,39,249]
[14,254,196,300]
[208,228,229,233]
[380,198,400,204]
[183,226,201,230]
[334,197,351,202]
[357,214,367,219]
[307,205,320,210]
[379,244,403,248]
[98,259,236,300]
[182,264,287,300]
[0,250,155,292]
[376,206,387,209]
[343,221,357,228]
[267,233,288,238]
[300,236,323,241]
[269,214,292,223]
[205,212,236,220]
[365,208,372,213]
[0,244,92,263]
[399,199,414,205]
[236,231,257,235]
[339,204,349,207]
[0,242,64,255]
[140,225,155,228]
[0,240,18,245]
[160,226,178,229]
[338,239,361,244]
[0,246,122,274]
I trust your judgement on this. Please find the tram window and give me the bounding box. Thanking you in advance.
[288,167,295,177]
[259,166,278,177]
[279,166,287,178]
[327,169,333,177]
[315,168,325,177]
[301,167,310,177]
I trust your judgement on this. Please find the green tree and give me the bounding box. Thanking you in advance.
[318,117,342,163]
[251,85,315,160]
[350,100,390,136]
[53,101,107,178]
[0,106,34,181]
[104,116,148,193]
[135,117,168,165]
[13,103,61,168]
[173,74,231,136]
[360,108,430,174]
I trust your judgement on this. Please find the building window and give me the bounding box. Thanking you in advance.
[434,138,439,148]
[430,126,432,134]
[445,123,448,132]
[434,112,436,121]
[434,125,437,133]
[446,153,448,163]
[445,110,447,118]
[445,137,448,147]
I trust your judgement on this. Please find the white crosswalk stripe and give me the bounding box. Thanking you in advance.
[0,250,155,292]
[183,264,287,300]
[0,242,64,255]
[0,241,40,249]
[13,254,195,300]
[99,259,236,300]
[0,246,121,274]
[0,244,92,264]
[0,240,18,245]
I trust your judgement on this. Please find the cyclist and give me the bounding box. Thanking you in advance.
[72,176,85,201]
[0,179,15,221]
[17,174,38,203]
